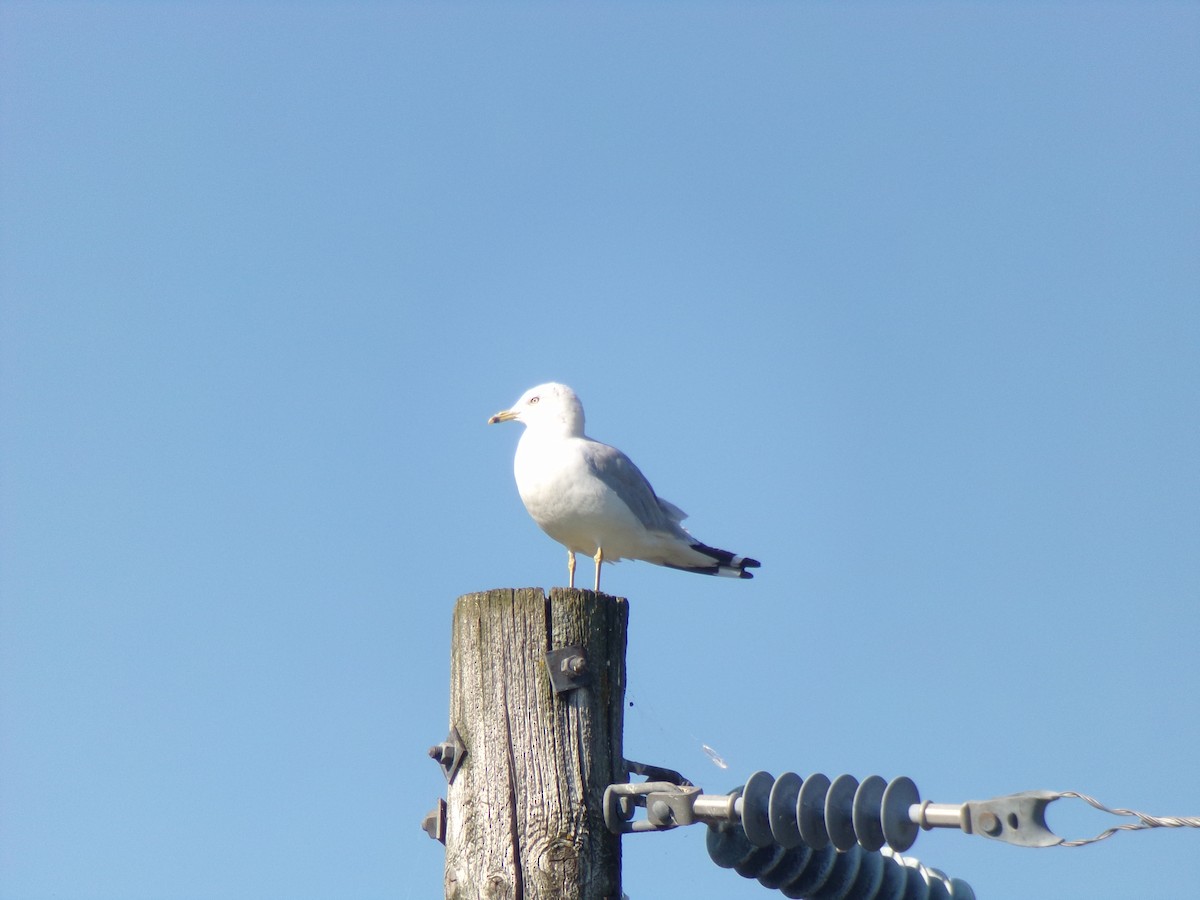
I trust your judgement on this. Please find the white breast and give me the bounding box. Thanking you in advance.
[513,431,648,559]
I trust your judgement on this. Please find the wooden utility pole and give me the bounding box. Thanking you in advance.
[442,587,628,900]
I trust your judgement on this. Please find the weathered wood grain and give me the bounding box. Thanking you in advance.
[444,588,627,900]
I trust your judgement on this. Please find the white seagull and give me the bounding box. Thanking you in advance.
[488,382,760,591]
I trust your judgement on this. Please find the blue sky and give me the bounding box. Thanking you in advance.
[2,3,1197,898]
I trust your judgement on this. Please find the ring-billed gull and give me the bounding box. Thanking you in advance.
[488,382,760,591]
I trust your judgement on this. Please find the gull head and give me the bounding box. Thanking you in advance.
[488,382,585,437]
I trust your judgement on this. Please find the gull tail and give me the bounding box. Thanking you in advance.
[667,542,761,579]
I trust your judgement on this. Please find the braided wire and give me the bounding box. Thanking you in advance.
[1057,791,1200,847]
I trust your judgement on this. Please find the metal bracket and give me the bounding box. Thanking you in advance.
[545,646,590,693]
[625,759,694,787]
[604,781,709,833]
[910,791,1063,847]
[421,798,447,844]
[604,763,697,829]
[428,725,467,784]
[959,791,1062,847]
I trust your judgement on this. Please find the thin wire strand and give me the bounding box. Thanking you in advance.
[1057,791,1200,847]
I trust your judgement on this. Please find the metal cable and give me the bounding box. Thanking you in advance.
[1057,791,1200,847]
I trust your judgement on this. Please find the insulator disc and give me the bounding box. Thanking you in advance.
[852,775,888,851]
[815,843,865,895]
[769,772,804,848]
[825,774,860,851]
[900,863,926,898]
[881,776,921,853]
[706,820,752,869]
[779,843,839,899]
[797,772,832,849]
[741,771,776,847]
[950,876,978,899]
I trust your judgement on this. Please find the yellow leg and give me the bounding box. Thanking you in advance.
[593,547,603,592]
[567,550,576,589]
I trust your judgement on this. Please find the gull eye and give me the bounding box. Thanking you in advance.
[528,396,539,405]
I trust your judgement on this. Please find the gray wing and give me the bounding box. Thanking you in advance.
[581,440,688,534]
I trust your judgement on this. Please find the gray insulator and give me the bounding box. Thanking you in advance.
[707,818,975,900]
[881,777,920,853]
[738,770,928,855]
[854,775,888,852]
[744,771,777,847]
[770,772,805,849]
[798,772,833,849]
[827,774,861,851]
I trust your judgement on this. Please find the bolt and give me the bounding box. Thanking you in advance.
[978,811,1002,836]
[430,743,458,769]
[650,799,674,825]
[422,799,446,843]
[561,654,587,676]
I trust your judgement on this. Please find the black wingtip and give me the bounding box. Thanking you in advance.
[666,544,760,579]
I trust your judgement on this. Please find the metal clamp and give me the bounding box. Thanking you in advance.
[914,790,1062,848]
[604,781,707,833]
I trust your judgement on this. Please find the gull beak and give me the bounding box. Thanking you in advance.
[488,408,519,425]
